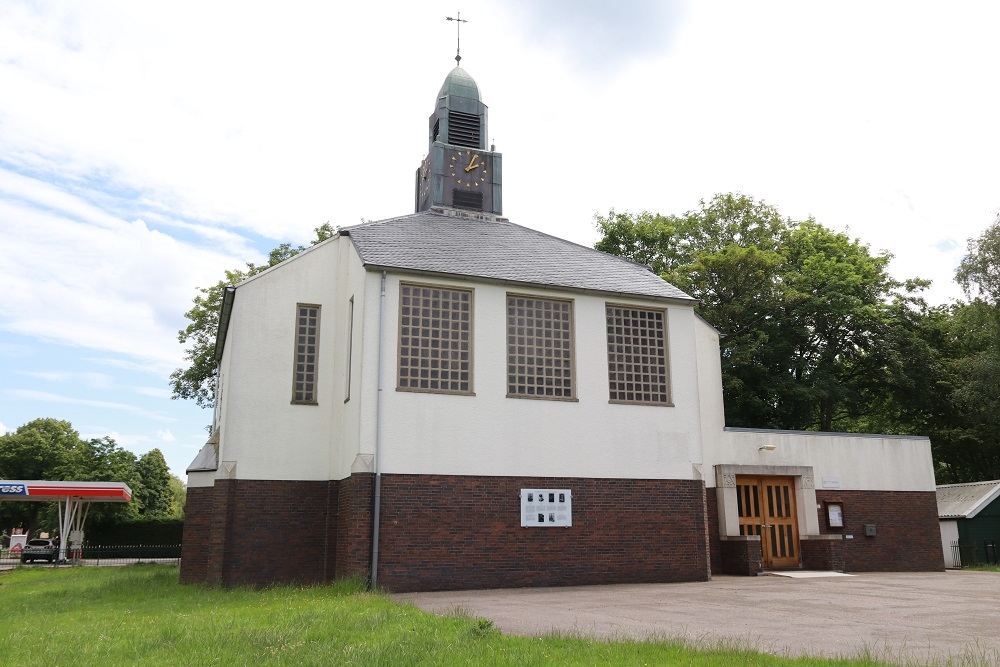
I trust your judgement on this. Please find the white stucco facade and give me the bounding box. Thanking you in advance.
[191,226,937,528]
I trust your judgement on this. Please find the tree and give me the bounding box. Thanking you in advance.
[0,420,148,532]
[0,418,194,533]
[935,215,1000,481]
[595,194,920,432]
[0,418,78,481]
[956,213,1000,304]
[170,223,336,409]
[135,449,173,517]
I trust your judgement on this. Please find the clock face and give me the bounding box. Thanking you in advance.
[448,149,488,188]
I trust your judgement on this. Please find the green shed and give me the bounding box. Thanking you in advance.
[937,480,1000,568]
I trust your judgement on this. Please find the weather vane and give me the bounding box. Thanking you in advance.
[446,12,468,65]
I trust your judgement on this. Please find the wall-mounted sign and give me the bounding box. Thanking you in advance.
[826,502,843,528]
[521,489,572,527]
[822,476,841,489]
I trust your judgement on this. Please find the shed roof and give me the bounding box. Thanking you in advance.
[936,480,1000,519]
[340,209,694,303]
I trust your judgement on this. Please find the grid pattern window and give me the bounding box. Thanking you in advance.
[507,295,575,399]
[292,304,320,404]
[398,284,473,394]
[606,305,671,405]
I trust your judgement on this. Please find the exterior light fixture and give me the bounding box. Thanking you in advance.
[758,444,777,451]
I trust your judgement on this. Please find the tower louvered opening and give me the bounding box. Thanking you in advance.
[448,111,481,148]
[452,189,483,211]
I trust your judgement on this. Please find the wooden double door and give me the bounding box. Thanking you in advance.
[735,476,800,568]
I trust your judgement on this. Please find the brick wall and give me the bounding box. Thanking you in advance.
[719,536,762,575]
[374,475,710,593]
[800,536,845,571]
[179,486,214,584]
[180,479,338,587]
[815,490,943,572]
[335,472,374,581]
[706,487,722,575]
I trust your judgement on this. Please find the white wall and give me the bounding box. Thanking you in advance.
[940,520,960,568]
[363,274,706,480]
[707,428,936,492]
[212,237,363,482]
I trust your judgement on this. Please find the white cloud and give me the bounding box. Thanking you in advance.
[157,429,176,442]
[2,0,1000,480]
[0,422,8,435]
[5,389,174,422]
[18,371,115,389]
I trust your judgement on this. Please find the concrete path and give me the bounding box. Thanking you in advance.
[395,571,1000,665]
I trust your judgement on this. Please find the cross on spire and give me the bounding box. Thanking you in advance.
[446,12,468,65]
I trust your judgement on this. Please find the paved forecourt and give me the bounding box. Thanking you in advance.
[395,571,1000,664]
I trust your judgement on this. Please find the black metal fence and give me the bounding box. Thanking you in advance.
[949,540,1000,568]
[0,544,180,569]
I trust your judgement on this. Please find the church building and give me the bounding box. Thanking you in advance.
[180,62,943,591]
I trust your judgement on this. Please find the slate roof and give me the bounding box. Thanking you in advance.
[937,480,1000,519]
[340,209,694,303]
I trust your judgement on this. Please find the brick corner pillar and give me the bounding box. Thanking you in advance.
[335,472,375,582]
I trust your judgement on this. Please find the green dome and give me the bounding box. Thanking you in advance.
[437,66,480,102]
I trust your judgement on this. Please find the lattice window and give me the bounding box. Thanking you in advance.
[292,304,320,404]
[507,295,574,399]
[605,305,670,405]
[398,283,473,394]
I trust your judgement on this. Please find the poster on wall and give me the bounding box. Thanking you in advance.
[827,502,844,528]
[520,489,572,527]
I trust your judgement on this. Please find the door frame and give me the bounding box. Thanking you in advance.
[715,464,820,560]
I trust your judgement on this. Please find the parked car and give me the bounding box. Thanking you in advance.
[21,538,58,563]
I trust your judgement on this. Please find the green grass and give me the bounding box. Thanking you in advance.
[966,564,1000,573]
[0,565,929,666]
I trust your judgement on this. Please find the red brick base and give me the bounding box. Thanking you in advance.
[704,488,944,575]
[814,490,944,572]
[375,475,710,592]
[181,474,711,591]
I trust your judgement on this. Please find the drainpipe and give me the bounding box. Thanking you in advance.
[371,270,387,589]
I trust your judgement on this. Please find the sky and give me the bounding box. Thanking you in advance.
[2,1,999,479]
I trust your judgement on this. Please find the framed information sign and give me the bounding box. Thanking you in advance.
[826,502,844,528]
[521,489,572,527]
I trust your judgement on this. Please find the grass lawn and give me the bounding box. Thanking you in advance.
[0,565,906,666]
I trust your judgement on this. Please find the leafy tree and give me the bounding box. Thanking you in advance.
[931,215,1000,481]
[956,213,1000,304]
[135,449,173,517]
[595,194,920,432]
[170,223,336,409]
[166,475,187,519]
[0,419,80,535]
[0,420,182,534]
[0,418,78,481]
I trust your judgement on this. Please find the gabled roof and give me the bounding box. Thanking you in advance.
[936,480,1000,519]
[340,209,694,303]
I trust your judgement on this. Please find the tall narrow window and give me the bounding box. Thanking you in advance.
[397,283,473,394]
[292,304,320,404]
[507,295,575,400]
[344,297,354,402]
[605,304,671,405]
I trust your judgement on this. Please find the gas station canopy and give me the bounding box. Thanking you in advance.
[0,480,132,502]
[1,480,133,561]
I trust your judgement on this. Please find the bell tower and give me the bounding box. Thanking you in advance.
[414,64,502,215]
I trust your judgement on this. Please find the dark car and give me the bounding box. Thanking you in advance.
[21,538,58,563]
